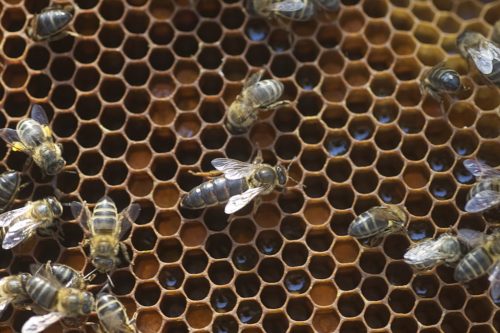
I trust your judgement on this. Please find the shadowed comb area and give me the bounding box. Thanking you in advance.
[0,0,499,332]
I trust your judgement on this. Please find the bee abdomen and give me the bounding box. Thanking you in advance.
[93,199,118,234]
[18,119,45,147]
[248,80,284,107]
[0,171,20,211]
[36,9,72,38]
[486,60,500,87]
[26,276,58,310]
[454,248,493,282]
[97,294,128,331]
[182,177,248,209]
[348,212,389,238]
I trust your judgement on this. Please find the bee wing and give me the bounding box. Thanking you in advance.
[465,190,500,213]
[22,312,64,333]
[404,238,444,265]
[0,205,30,228]
[457,228,486,249]
[0,128,20,144]
[30,105,49,125]
[463,159,500,179]
[469,47,494,74]
[211,158,256,180]
[225,187,265,214]
[268,0,306,12]
[0,297,14,317]
[2,217,41,249]
[244,70,264,88]
[488,263,500,303]
[70,201,91,231]
[119,203,141,239]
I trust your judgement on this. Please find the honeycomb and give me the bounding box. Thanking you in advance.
[0,0,499,332]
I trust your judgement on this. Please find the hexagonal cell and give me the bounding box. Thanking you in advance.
[391,317,418,333]
[476,113,500,139]
[160,293,187,318]
[452,130,479,156]
[368,47,394,71]
[365,21,391,45]
[235,273,261,298]
[287,297,313,321]
[415,300,443,325]
[348,116,375,141]
[341,35,368,60]
[386,261,413,286]
[465,297,494,322]
[389,288,415,313]
[364,303,390,329]
[429,175,457,200]
[391,33,416,55]
[352,170,378,194]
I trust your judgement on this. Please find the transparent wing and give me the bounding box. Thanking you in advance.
[119,203,141,239]
[269,0,306,12]
[465,190,500,213]
[0,128,20,144]
[71,202,91,231]
[463,159,500,179]
[404,238,447,264]
[30,105,49,125]
[457,228,486,249]
[211,158,256,180]
[22,312,63,333]
[3,217,41,249]
[244,70,264,88]
[489,263,500,304]
[225,187,264,214]
[0,205,30,228]
[469,47,494,74]
[0,298,13,317]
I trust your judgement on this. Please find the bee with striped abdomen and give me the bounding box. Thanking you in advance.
[72,197,140,280]
[457,31,500,87]
[462,159,500,213]
[26,3,75,42]
[348,205,408,246]
[420,62,461,103]
[404,233,468,270]
[0,196,65,250]
[0,273,32,316]
[181,155,288,214]
[225,70,290,134]
[22,273,94,333]
[246,0,339,22]
[0,104,66,176]
[454,230,500,303]
[0,171,22,213]
[31,261,90,290]
[96,291,137,333]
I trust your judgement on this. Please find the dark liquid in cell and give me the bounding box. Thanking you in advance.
[408,222,433,241]
[211,290,232,313]
[213,317,238,333]
[454,168,474,184]
[232,248,258,270]
[257,233,281,255]
[237,302,262,324]
[430,184,453,199]
[351,125,372,140]
[162,271,181,289]
[284,271,310,293]
[325,137,349,156]
[429,156,450,172]
[245,22,268,41]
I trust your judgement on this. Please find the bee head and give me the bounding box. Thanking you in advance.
[93,257,117,273]
[442,71,461,92]
[46,197,63,217]
[80,291,95,315]
[275,165,288,186]
[40,145,66,176]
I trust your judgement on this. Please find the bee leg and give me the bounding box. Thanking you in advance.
[260,100,292,111]
[253,149,263,164]
[188,170,223,178]
[120,242,132,264]
[129,311,138,325]
[21,155,33,174]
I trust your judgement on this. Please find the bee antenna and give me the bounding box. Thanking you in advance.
[285,161,305,190]
[106,274,116,289]
[83,268,97,280]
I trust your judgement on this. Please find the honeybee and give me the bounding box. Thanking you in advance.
[457,31,500,87]
[0,171,22,213]
[96,292,137,333]
[463,159,500,213]
[420,62,461,103]
[454,230,500,303]
[22,274,94,333]
[0,197,63,250]
[31,261,89,290]
[348,205,408,246]
[404,233,468,270]
[26,3,75,42]
[225,70,290,134]
[0,273,32,316]
[181,155,288,214]
[246,0,339,21]
[72,197,140,279]
[0,104,66,176]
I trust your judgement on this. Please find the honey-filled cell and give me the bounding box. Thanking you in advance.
[0,0,497,332]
